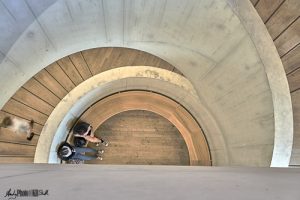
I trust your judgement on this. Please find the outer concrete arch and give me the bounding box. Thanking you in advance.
[34,66,226,165]
[0,0,292,166]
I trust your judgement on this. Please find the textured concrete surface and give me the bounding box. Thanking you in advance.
[0,0,292,166]
[0,165,299,200]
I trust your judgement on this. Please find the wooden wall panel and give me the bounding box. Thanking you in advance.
[282,44,300,74]
[82,48,112,75]
[287,69,300,92]
[265,0,300,40]
[0,142,35,156]
[57,57,84,85]
[46,62,75,92]
[23,79,60,107]
[0,128,39,145]
[86,110,190,165]
[12,88,54,116]
[0,156,34,163]
[34,69,67,99]
[255,0,285,23]
[2,99,48,125]
[69,52,93,80]
[274,18,300,57]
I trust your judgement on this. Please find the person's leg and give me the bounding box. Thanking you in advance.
[72,152,98,161]
[74,147,98,154]
[26,120,35,141]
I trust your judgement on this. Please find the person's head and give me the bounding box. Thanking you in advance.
[0,117,13,128]
[73,122,91,136]
[58,146,72,158]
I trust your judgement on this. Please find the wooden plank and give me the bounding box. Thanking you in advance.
[2,99,48,125]
[282,43,300,74]
[69,52,93,80]
[12,87,54,116]
[57,56,84,85]
[34,69,67,99]
[86,110,189,165]
[265,0,300,40]
[0,128,39,145]
[23,78,60,107]
[255,0,285,23]
[82,48,113,75]
[46,62,75,92]
[286,68,300,92]
[0,142,35,156]
[0,111,43,134]
[0,156,33,163]
[108,48,136,68]
[274,17,300,57]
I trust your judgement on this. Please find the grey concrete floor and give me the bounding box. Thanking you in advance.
[0,165,299,200]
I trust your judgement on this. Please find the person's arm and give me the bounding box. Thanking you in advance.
[83,135,101,143]
[88,125,95,137]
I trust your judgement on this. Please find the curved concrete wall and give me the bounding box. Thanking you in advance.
[0,0,292,166]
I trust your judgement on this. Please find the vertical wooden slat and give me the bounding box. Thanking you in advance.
[34,69,67,99]
[0,156,34,163]
[12,88,54,116]
[46,62,75,92]
[0,142,36,156]
[274,18,300,57]
[22,78,60,107]
[255,0,285,23]
[2,99,48,125]
[82,48,113,75]
[287,69,300,92]
[265,0,300,39]
[69,52,93,80]
[282,44,300,74]
[57,56,84,85]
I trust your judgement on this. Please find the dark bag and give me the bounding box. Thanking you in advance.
[74,137,87,147]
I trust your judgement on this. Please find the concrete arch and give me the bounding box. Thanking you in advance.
[78,91,211,166]
[0,0,292,166]
[34,66,226,165]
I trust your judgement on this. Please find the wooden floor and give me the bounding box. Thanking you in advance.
[85,110,190,165]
